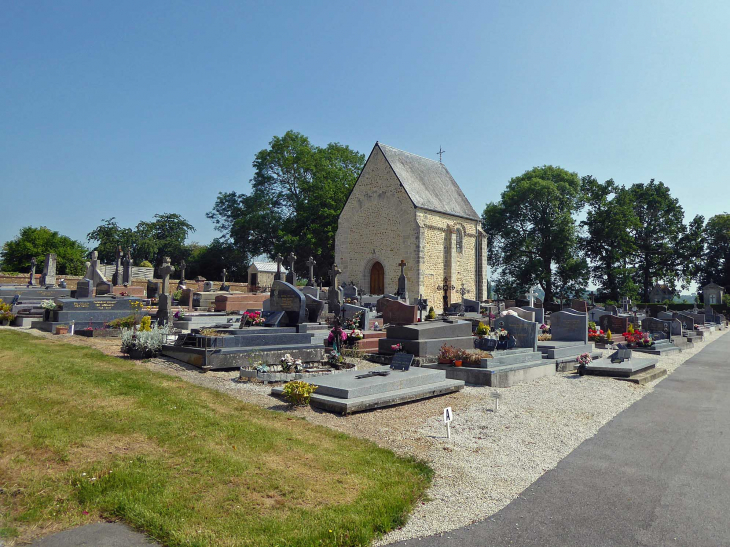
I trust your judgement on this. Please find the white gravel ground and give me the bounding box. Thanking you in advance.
[375,329,728,545]
[8,325,727,545]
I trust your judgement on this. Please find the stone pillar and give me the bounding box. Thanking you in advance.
[274,254,283,282]
[286,253,297,285]
[122,250,133,285]
[28,257,37,286]
[306,257,316,287]
[41,253,57,286]
[156,257,175,325]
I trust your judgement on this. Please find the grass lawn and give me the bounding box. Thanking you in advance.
[0,331,432,546]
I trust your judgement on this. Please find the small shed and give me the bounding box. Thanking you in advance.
[247,261,277,292]
[703,282,725,305]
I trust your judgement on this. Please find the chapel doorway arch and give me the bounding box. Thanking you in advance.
[370,262,384,295]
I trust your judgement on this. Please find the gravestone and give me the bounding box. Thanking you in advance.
[493,314,538,352]
[40,253,57,286]
[621,296,632,314]
[263,310,286,327]
[599,314,629,335]
[96,280,113,295]
[463,298,480,313]
[523,306,545,324]
[551,310,589,343]
[58,279,67,289]
[376,294,399,313]
[381,299,418,325]
[641,317,673,338]
[328,263,343,317]
[675,312,695,331]
[203,281,214,292]
[123,250,133,285]
[156,257,175,325]
[605,305,618,315]
[147,280,160,299]
[85,251,108,287]
[657,311,674,321]
[343,303,369,329]
[390,353,413,371]
[610,344,632,364]
[112,246,123,286]
[286,253,297,285]
[505,307,535,322]
[177,259,187,289]
[220,268,229,291]
[304,293,325,323]
[274,254,283,282]
[343,284,359,301]
[306,256,316,287]
[300,286,320,299]
[28,257,37,286]
[75,278,93,298]
[269,280,306,326]
[395,259,408,302]
[179,287,194,311]
[571,299,589,313]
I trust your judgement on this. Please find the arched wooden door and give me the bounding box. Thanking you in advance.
[370,262,384,295]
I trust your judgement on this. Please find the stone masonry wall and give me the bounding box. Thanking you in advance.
[335,146,419,297]
[417,210,481,312]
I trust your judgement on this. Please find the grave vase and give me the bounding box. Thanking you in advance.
[454,360,463,367]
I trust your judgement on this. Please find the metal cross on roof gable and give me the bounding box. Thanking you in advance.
[437,146,445,163]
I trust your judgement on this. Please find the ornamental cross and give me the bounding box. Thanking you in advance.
[159,257,175,295]
[221,268,227,283]
[330,263,342,287]
[179,260,186,281]
[306,256,316,286]
[437,146,445,163]
[275,254,283,281]
[399,259,407,276]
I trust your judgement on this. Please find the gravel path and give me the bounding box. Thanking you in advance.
[7,325,728,545]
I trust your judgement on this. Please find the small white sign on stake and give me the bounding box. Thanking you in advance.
[443,407,453,439]
[491,391,502,412]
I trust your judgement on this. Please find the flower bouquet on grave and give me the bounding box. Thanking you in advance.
[475,322,490,337]
[577,352,592,366]
[540,323,550,334]
[343,311,363,331]
[327,327,348,346]
[391,343,403,354]
[495,328,508,341]
[347,329,364,346]
[438,344,458,364]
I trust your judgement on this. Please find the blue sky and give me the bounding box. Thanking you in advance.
[1,1,728,255]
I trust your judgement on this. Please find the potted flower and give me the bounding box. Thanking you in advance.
[438,344,457,364]
[576,352,592,375]
[391,343,403,353]
[347,329,364,345]
[55,325,68,335]
[426,306,437,320]
[40,299,58,321]
[0,303,15,326]
[475,322,490,338]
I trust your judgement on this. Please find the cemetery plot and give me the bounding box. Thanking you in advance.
[271,364,464,414]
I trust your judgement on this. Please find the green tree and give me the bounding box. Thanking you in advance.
[580,177,639,301]
[86,218,136,263]
[186,239,248,282]
[625,180,686,301]
[1,226,87,275]
[701,213,730,289]
[87,214,195,268]
[208,131,364,279]
[482,165,584,303]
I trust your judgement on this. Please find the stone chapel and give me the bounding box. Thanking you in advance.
[335,142,488,312]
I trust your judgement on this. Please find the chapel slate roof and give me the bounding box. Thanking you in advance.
[251,261,278,273]
[377,143,481,221]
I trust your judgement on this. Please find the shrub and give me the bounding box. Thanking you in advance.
[475,322,490,336]
[426,306,436,320]
[106,315,137,329]
[588,321,596,330]
[606,329,612,341]
[139,260,153,268]
[282,381,317,406]
[121,324,170,356]
[438,344,458,361]
[172,289,182,301]
[139,315,152,332]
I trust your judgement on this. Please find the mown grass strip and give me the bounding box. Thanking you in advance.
[0,331,432,546]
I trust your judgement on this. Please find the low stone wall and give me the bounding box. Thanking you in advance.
[0,274,250,294]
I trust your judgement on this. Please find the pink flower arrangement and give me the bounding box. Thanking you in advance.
[327,329,348,344]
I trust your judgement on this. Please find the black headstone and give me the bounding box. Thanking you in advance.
[390,353,414,371]
[75,278,93,298]
[269,280,306,326]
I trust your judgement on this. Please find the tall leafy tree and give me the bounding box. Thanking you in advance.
[1,226,87,275]
[625,180,686,301]
[580,176,639,301]
[701,213,730,288]
[482,165,585,303]
[87,214,195,268]
[208,131,364,279]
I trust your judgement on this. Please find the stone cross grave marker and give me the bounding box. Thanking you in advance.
[274,254,283,282]
[417,293,428,321]
[621,296,631,313]
[112,246,123,286]
[306,256,316,287]
[396,259,408,301]
[286,252,297,285]
[41,253,57,286]
[28,257,37,286]
[157,257,175,324]
[527,285,540,308]
[122,250,132,285]
[329,263,343,316]
[178,259,187,287]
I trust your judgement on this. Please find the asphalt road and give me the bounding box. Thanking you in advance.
[394,331,730,547]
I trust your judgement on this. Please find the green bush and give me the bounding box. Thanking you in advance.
[106,315,137,329]
[139,260,153,268]
[426,306,436,320]
[282,381,317,406]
